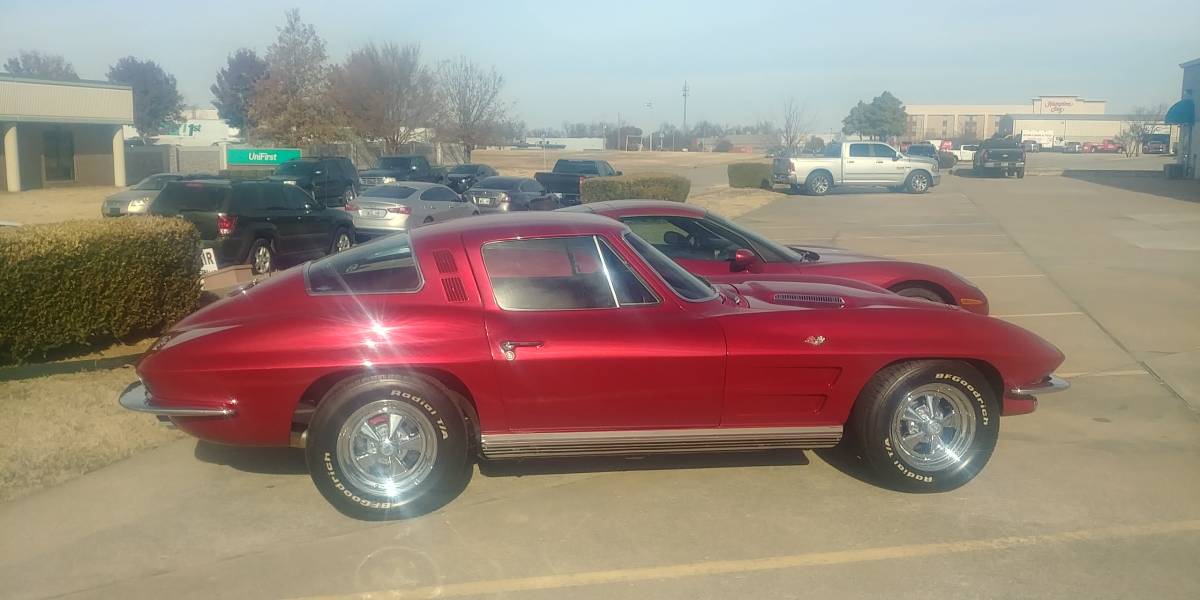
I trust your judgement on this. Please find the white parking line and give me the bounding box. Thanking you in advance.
[966,274,1046,279]
[842,234,1007,240]
[886,251,1023,257]
[994,312,1085,318]
[879,222,994,227]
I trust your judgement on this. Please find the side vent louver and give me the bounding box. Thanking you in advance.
[432,249,457,274]
[773,293,845,307]
[442,277,468,303]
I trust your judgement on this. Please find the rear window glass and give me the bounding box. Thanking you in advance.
[378,157,416,170]
[553,161,599,175]
[449,164,477,174]
[477,177,520,190]
[306,234,422,294]
[152,183,230,214]
[363,185,418,199]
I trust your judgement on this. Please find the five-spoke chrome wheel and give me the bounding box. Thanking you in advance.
[336,400,438,498]
[888,384,976,472]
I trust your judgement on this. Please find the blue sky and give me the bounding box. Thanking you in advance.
[2,0,1198,131]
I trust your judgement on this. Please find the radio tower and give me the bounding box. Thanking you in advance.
[681,81,689,133]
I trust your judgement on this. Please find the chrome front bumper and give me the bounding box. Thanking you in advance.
[1009,375,1070,396]
[118,382,236,417]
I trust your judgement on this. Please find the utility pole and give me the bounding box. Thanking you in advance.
[682,81,689,134]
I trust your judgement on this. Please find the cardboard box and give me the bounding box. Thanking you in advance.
[200,264,255,292]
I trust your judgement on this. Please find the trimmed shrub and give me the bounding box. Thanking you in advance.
[0,218,202,363]
[937,151,958,169]
[581,173,690,203]
[219,168,274,181]
[727,162,774,189]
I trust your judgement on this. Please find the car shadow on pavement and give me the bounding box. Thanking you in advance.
[477,449,809,478]
[1061,170,1200,204]
[194,441,309,475]
[777,186,896,196]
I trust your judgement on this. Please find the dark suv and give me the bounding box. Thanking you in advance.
[150,180,355,274]
[269,157,360,207]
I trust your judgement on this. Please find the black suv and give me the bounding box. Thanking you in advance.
[151,180,356,274]
[269,157,361,207]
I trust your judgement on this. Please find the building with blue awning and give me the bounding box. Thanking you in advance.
[1170,58,1199,179]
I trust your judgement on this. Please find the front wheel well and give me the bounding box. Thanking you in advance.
[887,280,954,304]
[292,367,481,443]
[870,357,1005,404]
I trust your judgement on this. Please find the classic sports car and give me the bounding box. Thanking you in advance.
[121,212,1066,520]
[564,200,990,314]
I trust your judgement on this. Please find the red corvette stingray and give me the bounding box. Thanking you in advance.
[565,200,990,314]
[121,212,1065,520]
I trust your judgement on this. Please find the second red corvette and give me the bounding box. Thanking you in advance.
[565,200,990,314]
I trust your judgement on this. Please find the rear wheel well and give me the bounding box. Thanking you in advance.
[888,280,954,304]
[292,367,481,445]
[808,169,833,182]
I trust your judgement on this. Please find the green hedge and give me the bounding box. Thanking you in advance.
[219,168,274,181]
[727,162,773,189]
[580,172,690,203]
[0,218,202,363]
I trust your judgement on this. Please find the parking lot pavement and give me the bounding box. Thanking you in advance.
[2,173,1199,599]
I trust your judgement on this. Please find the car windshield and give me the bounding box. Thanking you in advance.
[623,232,716,301]
[378,157,415,170]
[476,176,520,190]
[273,161,316,176]
[362,185,418,199]
[448,164,477,174]
[131,174,177,190]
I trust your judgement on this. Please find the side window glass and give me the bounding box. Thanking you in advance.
[286,187,312,209]
[849,144,871,158]
[232,186,263,212]
[482,236,654,310]
[872,144,897,158]
[621,216,696,259]
[263,186,290,210]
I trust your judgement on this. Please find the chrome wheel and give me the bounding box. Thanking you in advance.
[909,173,929,192]
[334,231,352,253]
[889,384,976,472]
[336,400,438,498]
[252,244,272,273]
[810,174,830,194]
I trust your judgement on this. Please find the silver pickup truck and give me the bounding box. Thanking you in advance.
[773,141,940,195]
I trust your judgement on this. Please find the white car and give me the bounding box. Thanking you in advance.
[772,141,940,195]
[345,181,478,242]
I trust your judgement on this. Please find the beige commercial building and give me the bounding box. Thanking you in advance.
[905,95,1106,140]
[1,75,134,192]
[1167,58,1198,178]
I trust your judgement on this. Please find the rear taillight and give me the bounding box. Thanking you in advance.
[344,203,358,212]
[216,213,236,237]
[388,205,411,214]
[579,176,586,187]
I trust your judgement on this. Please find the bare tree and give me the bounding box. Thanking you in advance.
[781,97,810,154]
[329,43,440,153]
[1120,104,1168,157]
[249,9,340,147]
[436,57,508,161]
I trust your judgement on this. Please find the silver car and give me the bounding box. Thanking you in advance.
[102,173,206,217]
[347,181,478,241]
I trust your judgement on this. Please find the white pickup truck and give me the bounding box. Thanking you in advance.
[772,141,940,195]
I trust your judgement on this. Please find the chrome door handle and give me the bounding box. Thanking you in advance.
[500,340,543,361]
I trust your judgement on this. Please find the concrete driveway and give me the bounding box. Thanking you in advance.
[2,172,1199,599]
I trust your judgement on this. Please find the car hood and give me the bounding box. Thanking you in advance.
[106,189,158,202]
[787,244,883,264]
[360,169,408,178]
[729,280,947,312]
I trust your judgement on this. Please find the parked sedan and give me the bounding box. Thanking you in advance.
[346,181,476,241]
[102,173,212,217]
[445,163,498,193]
[566,200,990,314]
[121,212,1066,520]
[466,176,559,213]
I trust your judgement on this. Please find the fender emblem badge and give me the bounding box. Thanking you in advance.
[804,335,826,346]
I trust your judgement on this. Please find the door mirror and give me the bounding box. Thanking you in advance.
[893,152,902,161]
[730,248,759,272]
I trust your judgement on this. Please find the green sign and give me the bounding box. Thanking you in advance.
[226,148,301,166]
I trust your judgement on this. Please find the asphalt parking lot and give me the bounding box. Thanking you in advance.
[2,170,1199,599]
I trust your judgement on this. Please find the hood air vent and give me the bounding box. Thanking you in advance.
[773,293,845,307]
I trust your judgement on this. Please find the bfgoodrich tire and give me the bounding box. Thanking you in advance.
[849,360,999,492]
[305,374,469,520]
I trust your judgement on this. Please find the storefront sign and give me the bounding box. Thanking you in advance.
[226,148,301,166]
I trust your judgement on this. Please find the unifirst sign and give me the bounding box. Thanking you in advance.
[226,148,302,166]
